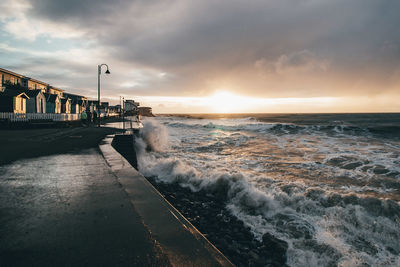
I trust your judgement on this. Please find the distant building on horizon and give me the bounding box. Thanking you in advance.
[124,99,139,113]
[108,105,121,114]
[138,106,154,117]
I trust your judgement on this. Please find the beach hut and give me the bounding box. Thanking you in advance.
[78,99,87,113]
[61,98,72,114]
[0,88,30,113]
[70,98,79,114]
[45,93,61,114]
[63,93,87,114]
[25,90,46,113]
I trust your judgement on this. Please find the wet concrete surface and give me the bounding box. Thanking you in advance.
[0,127,122,166]
[0,149,169,266]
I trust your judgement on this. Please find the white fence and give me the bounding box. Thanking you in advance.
[0,112,80,122]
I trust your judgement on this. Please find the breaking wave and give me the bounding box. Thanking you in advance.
[135,116,400,266]
[137,119,169,152]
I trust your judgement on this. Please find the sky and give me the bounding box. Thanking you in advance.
[0,0,399,113]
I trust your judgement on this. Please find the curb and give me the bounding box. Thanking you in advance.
[99,135,234,267]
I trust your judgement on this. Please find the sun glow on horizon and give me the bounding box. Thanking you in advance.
[131,92,347,113]
[209,91,245,113]
[105,90,400,114]
[205,90,338,113]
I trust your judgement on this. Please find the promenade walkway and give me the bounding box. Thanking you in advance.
[0,137,232,266]
[0,149,169,266]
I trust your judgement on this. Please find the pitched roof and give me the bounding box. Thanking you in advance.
[25,89,43,98]
[0,89,29,99]
[63,93,87,104]
[26,77,49,86]
[61,98,71,104]
[63,92,86,99]
[0,67,25,78]
[48,86,63,92]
[44,93,59,103]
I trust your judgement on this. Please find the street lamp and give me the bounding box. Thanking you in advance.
[97,64,110,127]
[122,97,125,131]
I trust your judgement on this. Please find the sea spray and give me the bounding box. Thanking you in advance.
[138,118,169,152]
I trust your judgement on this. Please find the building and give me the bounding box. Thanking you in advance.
[70,97,81,114]
[63,93,88,114]
[61,98,72,114]
[0,88,29,113]
[0,67,93,117]
[0,69,46,114]
[138,106,154,117]
[87,100,99,113]
[99,102,109,116]
[124,100,139,112]
[25,78,48,92]
[47,86,63,97]
[0,68,50,93]
[25,90,46,113]
[108,105,121,114]
[45,93,62,114]
[0,68,24,88]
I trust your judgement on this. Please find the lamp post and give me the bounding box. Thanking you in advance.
[120,96,122,117]
[122,97,125,131]
[97,64,110,127]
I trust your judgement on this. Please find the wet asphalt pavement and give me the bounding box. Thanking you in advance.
[0,149,169,266]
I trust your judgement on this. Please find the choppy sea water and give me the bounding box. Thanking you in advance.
[134,113,400,266]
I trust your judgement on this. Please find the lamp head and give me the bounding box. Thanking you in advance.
[105,69,110,74]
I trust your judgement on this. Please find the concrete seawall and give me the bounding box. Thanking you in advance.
[100,134,233,266]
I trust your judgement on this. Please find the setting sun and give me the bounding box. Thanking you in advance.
[208,91,243,113]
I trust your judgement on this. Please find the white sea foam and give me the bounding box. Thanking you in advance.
[139,118,169,152]
[135,116,400,266]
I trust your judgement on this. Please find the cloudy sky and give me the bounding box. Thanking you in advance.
[1,0,399,113]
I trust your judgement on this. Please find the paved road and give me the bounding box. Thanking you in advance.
[0,149,169,266]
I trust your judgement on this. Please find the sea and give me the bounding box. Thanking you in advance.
[133,113,400,266]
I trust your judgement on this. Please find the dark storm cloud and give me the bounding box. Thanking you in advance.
[29,0,130,24]
[26,0,400,97]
